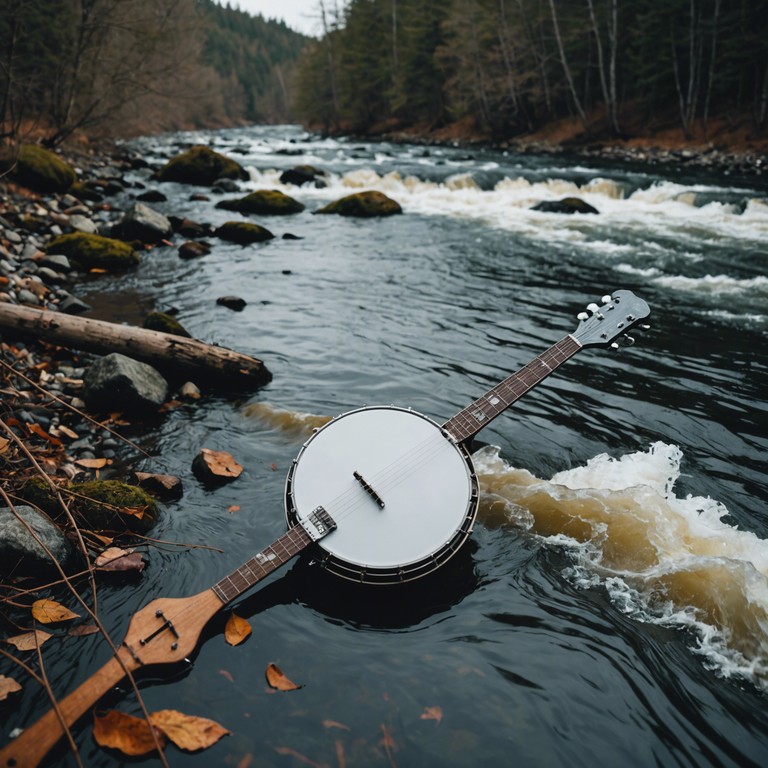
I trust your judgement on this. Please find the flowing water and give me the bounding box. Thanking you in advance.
[6,126,768,766]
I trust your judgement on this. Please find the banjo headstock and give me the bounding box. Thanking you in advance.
[571,290,651,349]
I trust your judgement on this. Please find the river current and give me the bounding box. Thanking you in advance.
[9,126,768,766]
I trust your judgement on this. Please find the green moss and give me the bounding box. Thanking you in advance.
[72,480,158,533]
[155,145,248,186]
[19,476,58,515]
[215,221,274,245]
[216,189,304,215]
[2,144,76,194]
[143,311,191,338]
[315,190,402,217]
[45,232,140,271]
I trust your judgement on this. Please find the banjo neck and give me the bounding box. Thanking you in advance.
[443,334,582,443]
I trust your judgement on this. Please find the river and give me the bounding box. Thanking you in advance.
[13,125,768,765]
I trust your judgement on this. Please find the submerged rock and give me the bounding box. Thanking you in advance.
[216,189,305,215]
[315,190,402,217]
[83,353,168,415]
[45,232,140,271]
[155,145,248,186]
[217,295,247,311]
[531,197,599,214]
[215,221,274,245]
[142,311,191,337]
[2,144,76,194]
[0,504,75,576]
[178,240,211,259]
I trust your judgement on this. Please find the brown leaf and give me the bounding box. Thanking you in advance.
[265,663,302,691]
[227,505,240,513]
[95,547,131,566]
[134,472,183,500]
[93,710,166,756]
[68,624,100,637]
[57,424,80,440]
[31,599,79,624]
[4,630,53,651]
[273,747,324,767]
[379,724,397,752]
[323,719,351,731]
[0,675,22,701]
[149,709,230,752]
[192,448,243,483]
[95,548,145,573]
[75,457,109,469]
[419,706,443,724]
[225,613,252,646]
[27,422,63,447]
[219,669,234,683]
[0,436,10,455]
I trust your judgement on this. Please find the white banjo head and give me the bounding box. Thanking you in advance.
[285,406,478,584]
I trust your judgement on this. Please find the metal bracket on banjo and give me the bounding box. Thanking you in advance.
[300,506,337,541]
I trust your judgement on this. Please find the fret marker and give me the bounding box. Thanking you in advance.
[256,551,277,564]
[489,396,500,405]
[472,409,487,422]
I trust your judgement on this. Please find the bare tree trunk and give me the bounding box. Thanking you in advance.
[548,0,588,129]
[0,304,272,389]
[702,0,721,137]
[496,0,520,117]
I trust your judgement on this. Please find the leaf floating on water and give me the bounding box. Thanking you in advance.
[265,662,302,691]
[95,546,131,566]
[94,547,145,572]
[93,710,166,756]
[68,623,100,637]
[31,599,79,624]
[419,706,443,724]
[149,709,230,752]
[0,675,22,701]
[227,505,241,513]
[224,613,252,646]
[273,746,324,767]
[323,719,351,731]
[219,669,235,683]
[4,630,53,651]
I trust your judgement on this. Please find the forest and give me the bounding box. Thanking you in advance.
[0,0,308,146]
[294,0,768,145]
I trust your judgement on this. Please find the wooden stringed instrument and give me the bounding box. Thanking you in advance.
[0,290,650,767]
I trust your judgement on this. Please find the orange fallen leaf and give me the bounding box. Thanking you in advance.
[96,550,145,573]
[273,747,324,767]
[192,448,243,482]
[56,424,80,440]
[27,422,63,447]
[93,710,165,756]
[0,436,10,454]
[89,267,108,274]
[227,505,241,513]
[75,457,109,469]
[419,706,443,724]
[237,754,253,768]
[224,613,252,646]
[95,547,132,566]
[323,719,351,731]
[31,599,79,624]
[336,740,346,768]
[149,710,230,752]
[219,669,234,683]
[68,624,100,637]
[0,675,22,701]
[265,663,302,691]
[4,630,53,651]
[379,723,397,752]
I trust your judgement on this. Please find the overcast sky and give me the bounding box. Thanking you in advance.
[222,0,323,37]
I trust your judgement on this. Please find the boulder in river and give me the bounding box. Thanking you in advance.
[315,190,402,217]
[112,202,173,244]
[155,145,249,186]
[531,197,599,214]
[279,165,326,187]
[216,189,305,215]
[83,352,168,415]
[215,221,274,245]
[178,240,211,259]
[1,144,76,194]
[70,480,159,532]
[45,232,140,271]
[142,310,191,337]
[0,504,75,576]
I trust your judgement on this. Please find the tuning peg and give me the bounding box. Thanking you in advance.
[587,302,600,313]
[640,323,651,331]
[623,335,636,346]
[601,295,612,304]
[610,342,620,349]
[577,311,589,321]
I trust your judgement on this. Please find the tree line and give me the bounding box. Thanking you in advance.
[0,0,308,146]
[294,0,768,142]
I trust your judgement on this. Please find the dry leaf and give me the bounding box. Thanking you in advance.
[273,747,324,767]
[68,624,100,637]
[57,424,80,440]
[379,724,397,752]
[75,457,109,469]
[192,448,243,483]
[149,710,230,752]
[0,436,10,454]
[95,547,132,566]
[27,422,63,447]
[95,548,145,573]
[323,720,351,731]
[93,710,166,756]
[4,630,53,651]
[31,599,79,624]
[227,505,240,513]
[420,706,443,724]
[219,669,234,683]
[0,675,22,701]
[225,613,252,646]
[265,663,302,691]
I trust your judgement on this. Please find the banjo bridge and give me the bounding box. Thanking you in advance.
[353,470,386,509]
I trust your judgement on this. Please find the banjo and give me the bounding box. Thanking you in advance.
[1,290,650,767]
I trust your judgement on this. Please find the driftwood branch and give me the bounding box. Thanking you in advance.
[0,303,272,389]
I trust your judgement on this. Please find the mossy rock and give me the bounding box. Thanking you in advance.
[71,480,158,533]
[45,232,140,271]
[215,189,304,215]
[143,311,191,338]
[155,145,248,186]
[315,191,402,217]
[215,221,274,245]
[1,144,76,194]
[531,197,599,215]
[19,476,58,516]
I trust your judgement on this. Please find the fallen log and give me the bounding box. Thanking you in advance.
[0,303,272,389]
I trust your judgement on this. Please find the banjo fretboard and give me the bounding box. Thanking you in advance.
[443,334,582,443]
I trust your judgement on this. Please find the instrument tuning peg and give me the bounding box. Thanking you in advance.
[601,295,612,304]
[587,302,600,313]
[610,342,620,350]
[623,335,636,346]
[577,311,589,321]
[640,323,651,331]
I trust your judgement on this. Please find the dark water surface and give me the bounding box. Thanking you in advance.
[4,126,768,766]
